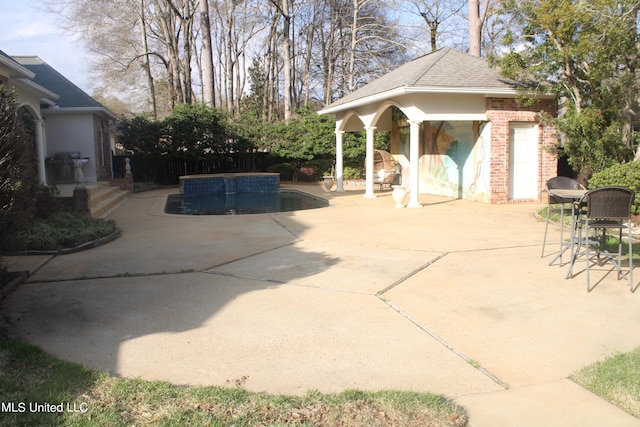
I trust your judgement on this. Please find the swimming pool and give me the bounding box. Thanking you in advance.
[165,190,331,215]
[180,173,280,196]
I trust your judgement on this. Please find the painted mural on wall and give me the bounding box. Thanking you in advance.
[391,114,490,202]
[419,121,490,202]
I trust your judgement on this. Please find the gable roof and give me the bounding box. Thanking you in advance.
[0,50,59,101]
[0,49,35,79]
[12,55,115,119]
[319,48,522,115]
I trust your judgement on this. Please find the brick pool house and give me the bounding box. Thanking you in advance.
[318,48,558,205]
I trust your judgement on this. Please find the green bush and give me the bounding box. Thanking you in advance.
[32,184,65,219]
[15,212,117,251]
[589,161,640,214]
[343,166,365,180]
[0,89,37,255]
[267,163,294,181]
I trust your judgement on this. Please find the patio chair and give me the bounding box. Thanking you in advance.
[573,186,635,292]
[541,177,586,258]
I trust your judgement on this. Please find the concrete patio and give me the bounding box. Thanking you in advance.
[2,183,639,426]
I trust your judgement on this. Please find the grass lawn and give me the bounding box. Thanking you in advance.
[539,205,640,259]
[0,328,467,426]
[571,348,640,419]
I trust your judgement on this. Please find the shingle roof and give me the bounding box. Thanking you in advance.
[321,48,519,113]
[0,49,20,65]
[0,49,35,79]
[12,55,104,109]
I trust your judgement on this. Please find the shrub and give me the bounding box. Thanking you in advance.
[589,161,640,214]
[267,163,294,181]
[343,166,365,180]
[0,89,37,255]
[15,211,117,251]
[32,184,65,219]
[296,165,321,182]
[296,159,333,182]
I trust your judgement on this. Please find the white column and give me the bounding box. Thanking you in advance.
[408,120,422,208]
[364,126,376,198]
[335,130,345,192]
[35,118,46,184]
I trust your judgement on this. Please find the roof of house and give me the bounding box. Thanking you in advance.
[11,55,115,119]
[12,56,97,108]
[319,48,522,114]
[0,49,34,78]
[0,50,61,101]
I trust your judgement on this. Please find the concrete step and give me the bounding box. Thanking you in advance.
[87,185,128,218]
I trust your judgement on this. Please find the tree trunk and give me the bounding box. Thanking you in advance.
[264,15,279,121]
[468,0,490,57]
[281,0,293,121]
[153,0,182,106]
[139,0,157,118]
[322,1,338,105]
[429,21,438,51]
[270,0,293,121]
[301,11,316,106]
[182,12,194,104]
[348,0,359,92]
[226,11,235,114]
[199,0,215,106]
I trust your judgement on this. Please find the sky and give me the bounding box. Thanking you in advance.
[0,0,92,93]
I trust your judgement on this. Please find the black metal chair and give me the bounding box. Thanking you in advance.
[541,177,586,259]
[573,186,635,292]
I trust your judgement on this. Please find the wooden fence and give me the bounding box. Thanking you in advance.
[112,153,275,185]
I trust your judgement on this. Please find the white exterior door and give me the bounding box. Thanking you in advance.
[509,123,538,200]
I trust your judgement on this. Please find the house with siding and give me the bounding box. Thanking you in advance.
[318,48,558,205]
[0,50,116,185]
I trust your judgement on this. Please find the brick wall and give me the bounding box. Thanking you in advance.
[110,174,133,192]
[93,114,112,181]
[486,97,558,203]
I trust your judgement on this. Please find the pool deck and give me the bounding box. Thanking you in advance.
[2,183,640,426]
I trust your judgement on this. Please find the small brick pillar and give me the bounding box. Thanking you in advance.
[73,187,90,216]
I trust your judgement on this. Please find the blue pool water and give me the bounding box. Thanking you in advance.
[165,190,330,215]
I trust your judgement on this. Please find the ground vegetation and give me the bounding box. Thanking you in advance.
[572,348,640,419]
[0,89,37,256]
[0,90,116,268]
[0,329,467,427]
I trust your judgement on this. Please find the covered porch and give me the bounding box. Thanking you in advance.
[327,100,491,207]
[318,48,558,205]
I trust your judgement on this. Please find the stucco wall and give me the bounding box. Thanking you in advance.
[43,112,97,182]
[391,119,492,202]
[418,120,491,202]
[389,97,558,204]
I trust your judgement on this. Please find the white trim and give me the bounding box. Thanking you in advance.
[11,77,59,100]
[319,86,554,115]
[320,86,521,115]
[0,56,35,79]
[42,106,117,120]
[414,113,488,122]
